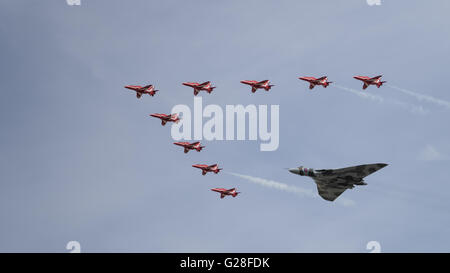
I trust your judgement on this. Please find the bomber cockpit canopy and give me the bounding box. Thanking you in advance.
[298,166,315,177]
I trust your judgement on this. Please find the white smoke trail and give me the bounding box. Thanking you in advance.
[333,84,427,115]
[333,84,384,103]
[226,172,356,207]
[385,97,428,115]
[387,84,450,110]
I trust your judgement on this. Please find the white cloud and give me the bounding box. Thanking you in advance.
[418,144,448,161]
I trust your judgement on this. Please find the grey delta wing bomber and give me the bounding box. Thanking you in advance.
[288,163,388,201]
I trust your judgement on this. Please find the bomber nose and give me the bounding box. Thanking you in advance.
[288,168,300,174]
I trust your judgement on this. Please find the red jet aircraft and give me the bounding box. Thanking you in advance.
[240,80,274,93]
[299,76,332,90]
[124,84,159,98]
[211,188,240,199]
[150,113,180,126]
[182,81,216,96]
[173,141,204,153]
[192,164,222,175]
[353,75,386,90]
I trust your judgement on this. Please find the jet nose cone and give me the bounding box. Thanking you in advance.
[288,168,300,174]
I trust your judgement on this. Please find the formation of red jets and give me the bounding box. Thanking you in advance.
[353,75,386,90]
[211,188,240,199]
[174,141,204,153]
[299,75,386,90]
[240,80,275,93]
[125,84,159,98]
[126,75,385,99]
[299,76,332,89]
[183,81,216,96]
[149,113,180,126]
[192,164,222,176]
[124,74,385,199]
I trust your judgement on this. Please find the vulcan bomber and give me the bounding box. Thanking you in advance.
[288,163,388,201]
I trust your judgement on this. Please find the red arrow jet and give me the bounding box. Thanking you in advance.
[240,80,274,93]
[353,75,386,90]
[211,188,240,199]
[124,84,159,98]
[173,141,204,153]
[149,113,180,126]
[182,81,216,96]
[299,76,332,90]
[192,164,222,175]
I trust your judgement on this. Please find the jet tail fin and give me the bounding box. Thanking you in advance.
[265,85,274,91]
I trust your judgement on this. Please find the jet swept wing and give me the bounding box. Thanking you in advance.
[289,163,388,201]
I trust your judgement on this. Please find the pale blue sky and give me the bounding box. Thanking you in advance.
[0,0,449,252]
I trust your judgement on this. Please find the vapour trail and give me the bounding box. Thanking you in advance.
[387,84,450,110]
[226,172,356,207]
[333,84,384,103]
[227,172,449,215]
[333,84,427,115]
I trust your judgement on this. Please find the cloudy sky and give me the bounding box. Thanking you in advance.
[1,0,449,252]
